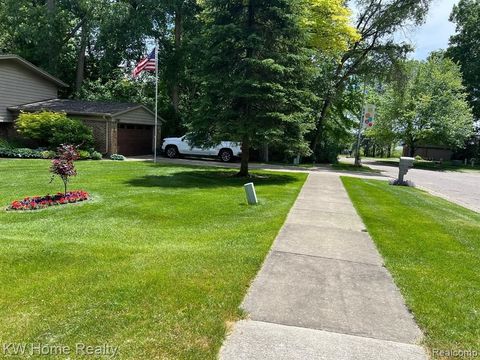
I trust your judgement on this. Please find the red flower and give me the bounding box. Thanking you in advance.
[7,190,90,211]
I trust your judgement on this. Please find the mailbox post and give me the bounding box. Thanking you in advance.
[396,157,415,185]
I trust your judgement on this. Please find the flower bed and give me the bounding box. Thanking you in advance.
[8,190,90,211]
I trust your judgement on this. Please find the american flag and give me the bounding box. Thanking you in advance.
[132,48,156,77]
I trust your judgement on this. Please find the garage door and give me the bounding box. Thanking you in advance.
[117,124,153,156]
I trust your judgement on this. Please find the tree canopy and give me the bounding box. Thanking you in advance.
[447,0,480,119]
[3,0,474,168]
[300,0,360,54]
[366,55,474,156]
[309,0,432,161]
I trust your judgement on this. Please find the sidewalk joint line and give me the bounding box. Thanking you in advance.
[271,250,383,268]
[247,319,421,347]
[290,207,358,215]
[279,223,370,233]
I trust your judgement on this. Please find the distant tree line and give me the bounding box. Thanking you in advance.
[364,54,474,158]
[363,0,480,161]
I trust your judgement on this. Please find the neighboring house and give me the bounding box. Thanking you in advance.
[0,54,161,156]
[403,144,453,161]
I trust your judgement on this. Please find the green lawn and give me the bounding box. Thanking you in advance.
[342,177,480,358]
[0,159,306,359]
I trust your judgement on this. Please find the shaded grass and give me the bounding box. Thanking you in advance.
[331,162,380,173]
[251,160,379,173]
[0,159,306,359]
[342,177,480,358]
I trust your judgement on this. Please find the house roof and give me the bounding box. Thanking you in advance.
[8,99,156,118]
[0,54,68,87]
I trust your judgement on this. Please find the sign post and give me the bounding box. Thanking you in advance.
[354,103,376,166]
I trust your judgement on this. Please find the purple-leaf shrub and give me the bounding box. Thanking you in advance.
[50,144,79,195]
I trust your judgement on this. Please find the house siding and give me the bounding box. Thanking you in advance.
[114,107,155,125]
[403,145,453,161]
[0,60,58,122]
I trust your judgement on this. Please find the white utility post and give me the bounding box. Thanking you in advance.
[244,183,258,205]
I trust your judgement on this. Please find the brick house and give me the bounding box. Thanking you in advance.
[0,54,162,156]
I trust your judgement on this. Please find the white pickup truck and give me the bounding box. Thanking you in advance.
[161,135,242,162]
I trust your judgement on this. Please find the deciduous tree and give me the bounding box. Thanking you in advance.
[371,55,474,156]
[309,0,432,160]
[447,0,480,119]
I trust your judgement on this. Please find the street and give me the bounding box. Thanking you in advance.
[362,159,480,213]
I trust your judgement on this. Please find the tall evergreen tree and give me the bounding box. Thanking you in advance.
[188,0,316,176]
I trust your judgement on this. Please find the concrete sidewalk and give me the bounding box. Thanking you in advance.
[220,173,427,360]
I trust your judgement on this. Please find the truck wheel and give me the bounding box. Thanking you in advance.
[165,146,179,159]
[219,149,233,162]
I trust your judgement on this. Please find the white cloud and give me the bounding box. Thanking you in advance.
[350,0,459,60]
[402,0,459,59]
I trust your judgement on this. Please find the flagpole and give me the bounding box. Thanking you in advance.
[154,40,159,164]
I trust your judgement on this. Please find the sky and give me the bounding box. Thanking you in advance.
[399,0,460,60]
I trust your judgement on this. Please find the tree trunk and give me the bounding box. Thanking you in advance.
[310,98,331,162]
[236,0,254,178]
[46,0,56,72]
[46,0,55,12]
[263,143,269,162]
[75,26,88,95]
[238,136,250,177]
[409,144,415,157]
[172,7,182,114]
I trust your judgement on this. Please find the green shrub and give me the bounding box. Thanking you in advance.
[78,150,91,160]
[16,111,94,149]
[0,138,24,149]
[415,155,423,161]
[391,148,404,158]
[110,154,126,161]
[40,150,56,159]
[0,147,42,158]
[90,151,102,160]
[0,139,11,148]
